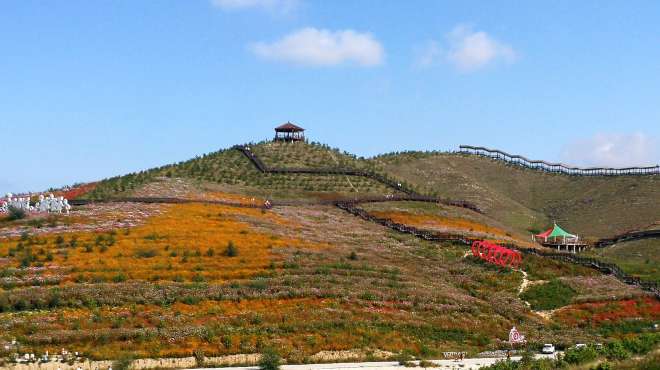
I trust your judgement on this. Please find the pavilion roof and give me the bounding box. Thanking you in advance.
[536,223,577,238]
[275,122,305,132]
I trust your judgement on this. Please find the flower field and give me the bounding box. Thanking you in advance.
[554,297,660,330]
[366,209,534,247]
[57,183,98,200]
[0,201,657,362]
[0,203,319,285]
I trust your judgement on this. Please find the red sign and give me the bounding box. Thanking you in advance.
[471,240,522,269]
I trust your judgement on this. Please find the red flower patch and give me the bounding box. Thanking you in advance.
[556,297,660,327]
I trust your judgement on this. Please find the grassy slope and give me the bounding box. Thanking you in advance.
[251,141,370,169]
[371,152,660,239]
[84,146,394,201]
[361,201,534,246]
[585,239,660,282]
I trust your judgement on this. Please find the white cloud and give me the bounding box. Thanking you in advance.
[445,24,516,72]
[249,27,384,67]
[561,132,659,168]
[211,0,299,14]
[414,41,442,68]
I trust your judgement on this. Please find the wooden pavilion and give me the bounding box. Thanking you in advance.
[533,223,589,253]
[274,122,305,142]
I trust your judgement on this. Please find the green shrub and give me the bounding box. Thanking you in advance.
[604,341,630,360]
[418,360,437,368]
[7,206,26,221]
[258,347,281,370]
[520,279,576,310]
[112,273,127,283]
[135,249,158,258]
[564,345,598,364]
[193,349,205,367]
[112,354,134,370]
[395,350,415,366]
[622,333,659,354]
[225,241,238,257]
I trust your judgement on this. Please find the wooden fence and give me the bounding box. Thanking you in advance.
[233,145,482,213]
[68,197,264,208]
[459,145,660,176]
[595,229,660,248]
[336,201,659,297]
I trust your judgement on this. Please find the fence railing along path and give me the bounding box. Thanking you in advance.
[460,145,660,176]
[336,201,659,297]
[69,197,264,208]
[595,229,660,248]
[233,145,482,213]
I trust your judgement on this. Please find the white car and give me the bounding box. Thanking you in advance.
[542,344,556,354]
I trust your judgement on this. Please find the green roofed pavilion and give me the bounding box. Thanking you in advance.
[548,224,576,238]
[533,223,586,254]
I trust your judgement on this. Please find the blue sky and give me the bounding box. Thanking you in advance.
[1,0,659,194]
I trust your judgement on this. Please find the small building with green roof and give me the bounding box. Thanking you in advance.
[533,223,588,253]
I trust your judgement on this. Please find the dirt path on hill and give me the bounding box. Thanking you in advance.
[518,270,529,295]
[516,272,558,319]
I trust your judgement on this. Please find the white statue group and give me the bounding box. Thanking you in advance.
[0,193,72,215]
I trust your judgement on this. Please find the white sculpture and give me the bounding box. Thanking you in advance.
[63,198,71,214]
[1,192,73,215]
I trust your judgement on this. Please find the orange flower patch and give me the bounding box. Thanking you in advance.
[201,192,265,206]
[2,203,322,283]
[370,211,509,237]
[7,297,336,359]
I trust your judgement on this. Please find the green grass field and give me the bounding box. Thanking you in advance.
[585,239,660,283]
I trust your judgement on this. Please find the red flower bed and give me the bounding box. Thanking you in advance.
[555,297,660,327]
[58,183,97,199]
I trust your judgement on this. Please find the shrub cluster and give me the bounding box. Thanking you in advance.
[520,279,576,310]
[7,206,27,221]
[482,333,660,369]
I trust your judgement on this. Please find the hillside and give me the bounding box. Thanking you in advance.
[585,239,660,283]
[81,143,658,240]
[1,201,653,362]
[1,141,659,364]
[83,146,397,201]
[371,151,660,239]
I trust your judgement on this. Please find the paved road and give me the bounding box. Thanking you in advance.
[189,354,559,370]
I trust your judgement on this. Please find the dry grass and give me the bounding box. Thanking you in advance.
[371,152,660,239]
